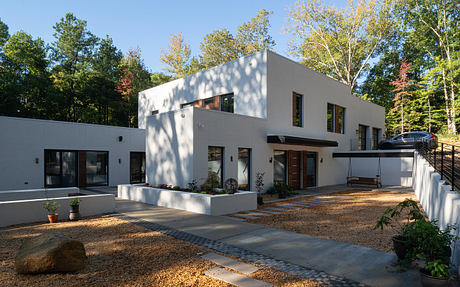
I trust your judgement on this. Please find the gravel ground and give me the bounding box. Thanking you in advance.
[250,189,419,252]
[0,215,323,287]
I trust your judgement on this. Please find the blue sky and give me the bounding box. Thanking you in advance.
[2,0,347,73]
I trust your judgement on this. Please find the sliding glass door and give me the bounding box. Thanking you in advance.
[86,151,108,186]
[45,150,78,187]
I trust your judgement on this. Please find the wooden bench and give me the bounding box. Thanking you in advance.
[347,176,381,188]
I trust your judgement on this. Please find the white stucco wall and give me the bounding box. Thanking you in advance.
[138,51,267,129]
[146,108,194,187]
[0,116,145,190]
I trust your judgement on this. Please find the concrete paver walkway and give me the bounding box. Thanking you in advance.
[115,198,420,287]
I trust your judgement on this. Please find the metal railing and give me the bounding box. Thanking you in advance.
[417,142,460,191]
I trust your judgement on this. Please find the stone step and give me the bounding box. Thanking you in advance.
[201,252,258,275]
[263,207,290,212]
[257,210,283,215]
[204,267,272,287]
[232,214,259,220]
[246,212,272,217]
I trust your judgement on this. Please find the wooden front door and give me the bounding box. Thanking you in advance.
[288,151,301,189]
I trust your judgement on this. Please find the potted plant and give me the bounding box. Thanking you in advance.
[255,172,265,205]
[374,199,425,261]
[420,260,450,287]
[43,200,60,223]
[69,198,81,221]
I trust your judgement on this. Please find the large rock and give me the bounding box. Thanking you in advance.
[15,231,86,274]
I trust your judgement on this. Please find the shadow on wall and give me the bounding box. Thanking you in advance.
[146,108,193,188]
[138,52,267,129]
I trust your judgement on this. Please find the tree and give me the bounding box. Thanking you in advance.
[200,29,239,69]
[150,72,172,87]
[51,13,97,122]
[116,48,151,127]
[399,0,459,134]
[0,18,9,48]
[287,0,395,91]
[0,32,54,118]
[160,33,191,79]
[236,9,275,55]
[390,59,414,133]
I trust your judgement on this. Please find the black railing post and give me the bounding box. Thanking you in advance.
[434,148,437,169]
[441,143,444,180]
[452,145,455,191]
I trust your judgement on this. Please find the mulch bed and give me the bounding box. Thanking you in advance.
[0,215,323,287]
[250,189,419,252]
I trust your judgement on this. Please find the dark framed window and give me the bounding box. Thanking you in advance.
[358,125,368,150]
[203,97,215,106]
[327,103,345,134]
[238,148,251,190]
[86,151,108,186]
[151,110,159,115]
[292,92,303,127]
[372,128,381,150]
[181,102,194,109]
[220,93,234,113]
[273,150,287,184]
[45,150,78,188]
[208,146,224,187]
[130,152,146,183]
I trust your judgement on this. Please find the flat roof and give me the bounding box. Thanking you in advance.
[333,150,414,158]
[267,135,338,147]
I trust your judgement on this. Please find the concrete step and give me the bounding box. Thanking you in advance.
[201,252,258,275]
[204,267,272,287]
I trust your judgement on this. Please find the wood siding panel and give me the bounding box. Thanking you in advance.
[288,150,301,189]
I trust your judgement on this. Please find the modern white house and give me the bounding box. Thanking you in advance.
[0,116,145,190]
[139,50,387,191]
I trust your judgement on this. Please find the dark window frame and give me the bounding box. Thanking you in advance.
[151,110,159,115]
[292,92,303,127]
[208,146,224,187]
[86,151,109,186]
[203,97,215,106]
[220,93,234,113]
[372,128,381,150]
[358,125,368,150]
[130,152,146,184]
[238,147,251,191]
[273,150,287,184]
[327,103,345,134]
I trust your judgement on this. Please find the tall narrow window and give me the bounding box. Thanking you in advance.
[292,92,303,127]
[130,152,146,183]
[372,128,381,150]
[220,93,234,113]
[208,146,224,187]
[327,103,345,134]
[238,148,251,190]
[273,150,287,184]
[358,125,368,150]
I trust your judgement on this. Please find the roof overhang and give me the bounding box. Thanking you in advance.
[267,135,338,147]
[332,151,414,158]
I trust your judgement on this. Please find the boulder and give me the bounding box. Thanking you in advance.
[15,231,86,274]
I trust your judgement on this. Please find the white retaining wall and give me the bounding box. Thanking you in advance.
[118,184,257,216]
[412,151,460,269]
[0,194,115,227]
[0,187,79,201]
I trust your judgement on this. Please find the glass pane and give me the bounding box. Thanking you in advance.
[238,148,250,190]
[62,151,77,186]
[208,147,223,187]
[359,125,367,150]
[220,93,234,113]
[86,151,108,186]
[273,150,287,183]
[45,151,61,187]
[336,106,344,133]
[130,152,146,183]
[306,152,317,187]
[327,103,334,132]
[294,94,302,127]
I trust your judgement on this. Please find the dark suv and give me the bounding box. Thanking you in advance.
[378,132,438,150]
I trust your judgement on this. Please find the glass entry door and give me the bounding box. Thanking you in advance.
[45,150,78,187]
[130,152,146,183]
[305,152,317,188]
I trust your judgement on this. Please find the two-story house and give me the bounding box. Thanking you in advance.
[139,50,385,190]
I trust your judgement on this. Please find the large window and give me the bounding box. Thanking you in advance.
[220,93,234,113]
[372,128,381,150]
[292,92,303,127]
[273,150,287,183]
[45,150,78,187]
[208,146,224,187]
[358,125,368,150]
[327,103,345,134]
[238,148,251,190]
[86,151,108,186]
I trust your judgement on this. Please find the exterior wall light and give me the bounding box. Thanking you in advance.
[269,157,273,163]
[230,156,233,162]
[118,158,122,164]
[35,158,39,164]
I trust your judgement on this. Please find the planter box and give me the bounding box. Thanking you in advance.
[118,184,257,216]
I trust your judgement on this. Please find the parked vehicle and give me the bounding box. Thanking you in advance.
[378,132,438,150]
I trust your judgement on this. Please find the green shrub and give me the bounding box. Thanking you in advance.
[69,198,81,207]
[172,186,181,191]
[43,200,59,214]
[425,260,450,278]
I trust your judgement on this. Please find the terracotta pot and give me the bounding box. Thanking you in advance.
[48,213,59,223]
[420,268,449,287]
[392,235,409,260]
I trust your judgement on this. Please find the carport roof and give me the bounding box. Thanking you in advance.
[267,135,338,147]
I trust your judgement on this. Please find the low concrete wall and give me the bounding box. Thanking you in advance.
[0,187,80,201]
[0,194,115,227]
[118,184,257,216]
[412,151,460,269]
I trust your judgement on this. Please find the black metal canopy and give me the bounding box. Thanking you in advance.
[267,135,338,147]
[333,151,414,158]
